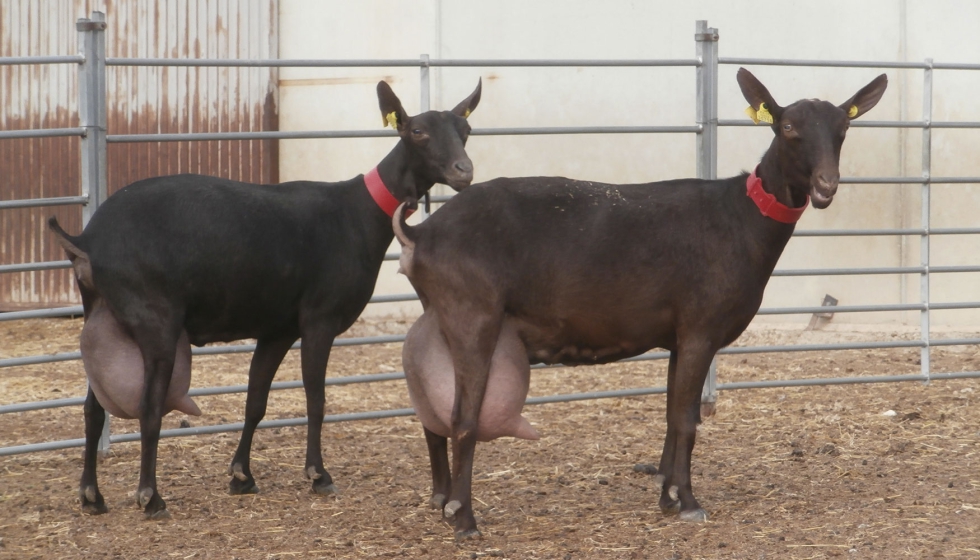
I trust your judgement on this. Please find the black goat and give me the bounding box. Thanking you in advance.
[49,79,482,519]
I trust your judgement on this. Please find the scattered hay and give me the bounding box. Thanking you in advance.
[1,317,978,558]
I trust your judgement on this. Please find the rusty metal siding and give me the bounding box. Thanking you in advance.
[0,0,279,310]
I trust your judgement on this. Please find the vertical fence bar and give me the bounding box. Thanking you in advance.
[920,59,932,383]
[420,53,432,216]
[77,11,110,453]
[695,21,720,416]
[77,12,108,226]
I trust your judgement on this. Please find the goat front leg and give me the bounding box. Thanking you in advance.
[661,341,716,522]
[300,328,339,495]
[443,313,499,540]
[229,336,297,495]
[79,387,108,514]
[656,351,680,514]
[423,426,451,510]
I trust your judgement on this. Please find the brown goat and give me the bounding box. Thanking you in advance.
[393,68,887,539]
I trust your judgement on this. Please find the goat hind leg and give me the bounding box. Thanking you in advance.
[443,314,499,540]
[229,336,296,495]
[133,328,181,519]
[423,426,451,510]
[79,387,108,514]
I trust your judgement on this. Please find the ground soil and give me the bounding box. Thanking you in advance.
[1,317,978,559]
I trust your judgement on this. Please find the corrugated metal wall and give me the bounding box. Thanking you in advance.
[0,0,279,310]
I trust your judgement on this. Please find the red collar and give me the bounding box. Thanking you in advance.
[365,167,413,218]
[745,166,808,224]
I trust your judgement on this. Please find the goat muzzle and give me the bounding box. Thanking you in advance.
[810,172,839,209]
[444,159,475,190]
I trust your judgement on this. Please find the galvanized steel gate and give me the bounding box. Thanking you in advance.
[3,16,980,458]
[0,0,279,310]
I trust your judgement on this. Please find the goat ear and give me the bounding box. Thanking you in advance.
[377,81,410,131]
[839,73,888,120]
[737,67,783,121]
[451,77,482,119]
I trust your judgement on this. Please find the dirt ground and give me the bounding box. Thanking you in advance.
[1,317,978,559]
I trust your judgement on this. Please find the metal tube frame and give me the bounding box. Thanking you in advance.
[695,21,720,413]
[920,59,934,383]
[76,12,110,452]
[3,15,980,458]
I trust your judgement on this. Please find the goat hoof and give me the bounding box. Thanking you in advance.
[312,482,339,496]
[444,500,462,518]
[305,466,322,480]
[145,508,172,521]
[79,486,107,515]
[137,487,168,518]
[137,487,154,508]
[229,463,249,481]
[81,501,108,515]
[229,477,259,495]
[679,508,708,523]
[659,499,681,514]
[429,493,447,510]
[454,528,482,541]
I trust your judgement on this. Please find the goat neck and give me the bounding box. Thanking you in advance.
[755,143,810,212]
[373,141,433,212]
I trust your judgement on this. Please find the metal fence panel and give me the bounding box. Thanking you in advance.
[0,0,279,311]
[2,17,980,458]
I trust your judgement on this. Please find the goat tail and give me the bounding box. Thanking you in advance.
[392,202,416,249]
[48,217,95,289]
[48,217,85,258]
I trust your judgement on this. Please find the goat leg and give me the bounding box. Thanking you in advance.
[300,329,338,495]
[79,387,108,515]
[229,336,296,495]
[656,351,681,514]
[663,343,715,522]
[423,426,451,510]
[134,334,179,520]
[443,314,498,540]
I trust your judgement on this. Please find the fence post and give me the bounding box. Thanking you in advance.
[420,53,432,216]
[695,20,719,416]
[920,59,932,383]
[77,11,110,454]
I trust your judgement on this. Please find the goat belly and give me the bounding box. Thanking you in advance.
[403,312,539,442]
[79,303,201,420]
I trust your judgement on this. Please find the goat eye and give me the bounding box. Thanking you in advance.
[782,123,793,132]
[411,128,422,136]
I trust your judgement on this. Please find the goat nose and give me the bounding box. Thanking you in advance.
[454,160,473,174]
[817,173,839,191]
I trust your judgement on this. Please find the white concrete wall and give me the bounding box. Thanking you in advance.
[278,0,980,326]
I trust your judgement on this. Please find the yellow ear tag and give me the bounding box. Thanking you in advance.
[744,103,773,125]
[463,108,471,119]
[848,105,859,118]
[385,111,398,129]
[755,103,774,124]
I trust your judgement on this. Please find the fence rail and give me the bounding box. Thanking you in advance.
[3,15,980,458]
